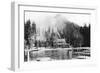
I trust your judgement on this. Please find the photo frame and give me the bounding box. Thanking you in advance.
[11,2,97,71]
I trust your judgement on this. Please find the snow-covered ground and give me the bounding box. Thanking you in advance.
[25,47,90,61]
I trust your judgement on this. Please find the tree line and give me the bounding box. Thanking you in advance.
[24,20,90,49]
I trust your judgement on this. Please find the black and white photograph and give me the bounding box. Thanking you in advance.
[24,10,91,62]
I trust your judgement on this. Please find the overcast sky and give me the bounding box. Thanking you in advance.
[25,11,90,28]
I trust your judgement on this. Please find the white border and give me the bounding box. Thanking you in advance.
[11,2,97,71]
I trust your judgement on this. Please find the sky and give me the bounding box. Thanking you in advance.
[25,11,91,27]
